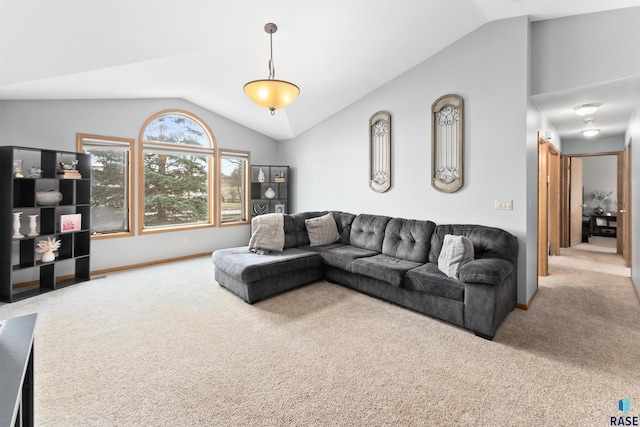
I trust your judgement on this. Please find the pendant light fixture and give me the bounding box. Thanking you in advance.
[244,23,299,115]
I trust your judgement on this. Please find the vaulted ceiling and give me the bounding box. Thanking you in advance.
[2,0,640,141]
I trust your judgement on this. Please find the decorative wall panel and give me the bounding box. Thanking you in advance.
[432,94,463,193]
[369,111,391,193]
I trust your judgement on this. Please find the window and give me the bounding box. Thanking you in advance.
[219,150,250,225]
[138,110,216,233]
[77,134,134,238]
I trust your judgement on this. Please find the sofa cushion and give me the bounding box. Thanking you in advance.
[306,213,340,246]
[211,247,322,283]
[437,234,474,278]
[331,211,357,244]
[381,218,435,263]
[352,254,422,287]
[283,211,328,248]
[404,263,465,301]
[310,244,378,272]
[350,214,392,252]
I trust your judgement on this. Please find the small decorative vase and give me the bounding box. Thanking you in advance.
[41,251,55,263]
[594,206,604,215]
[36,190,63,206]
[27,214,39,237]
[264,187,276,199]
[258,168,265,183]
[13,159,24,178]
[12,212,24,239]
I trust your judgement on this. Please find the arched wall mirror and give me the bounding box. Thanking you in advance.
[369,111,391,193]
[432,94,463,193]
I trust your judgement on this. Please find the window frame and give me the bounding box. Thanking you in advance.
[137,109,217,235]
[218,149,250,226]
[77,133,135,240]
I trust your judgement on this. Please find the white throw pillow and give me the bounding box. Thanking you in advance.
[306,213,340,247]
[438,234,475,278]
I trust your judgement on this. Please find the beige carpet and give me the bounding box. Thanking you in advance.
[1,238,638,426]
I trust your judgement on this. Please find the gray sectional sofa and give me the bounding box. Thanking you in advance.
[211,211,518,339]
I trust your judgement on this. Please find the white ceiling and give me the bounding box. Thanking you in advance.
[1,0,640,141]
[531,76,640,142]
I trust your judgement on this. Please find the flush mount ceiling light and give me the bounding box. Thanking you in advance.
[244,23,300,115]
[581,129,601,137]
[573,103,600,116]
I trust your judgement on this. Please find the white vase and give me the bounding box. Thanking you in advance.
[27,214,39,237]
[41,251,55,262]
[264,187,276,199]
[258,168,265,183]
[12,212,24,239]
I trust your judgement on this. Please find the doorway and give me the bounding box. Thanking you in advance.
[538,140,632,281]
[568,153,622,255]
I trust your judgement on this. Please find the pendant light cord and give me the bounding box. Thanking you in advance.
[268,31,275,80]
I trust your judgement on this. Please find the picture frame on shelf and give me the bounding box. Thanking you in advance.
[274,203,286,214]
[60,213,82,233]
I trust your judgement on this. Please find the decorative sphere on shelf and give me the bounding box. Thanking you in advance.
[35,190,63,206]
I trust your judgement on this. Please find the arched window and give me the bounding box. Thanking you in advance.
[138,110,216,233]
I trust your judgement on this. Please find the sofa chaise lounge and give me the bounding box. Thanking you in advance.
[211,211,518,339]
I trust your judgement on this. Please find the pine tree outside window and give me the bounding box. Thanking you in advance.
[138,110,216,233]
[77,134,134,239]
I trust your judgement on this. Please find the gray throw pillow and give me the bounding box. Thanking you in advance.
[438,234,475,278]
[305,213,340,247]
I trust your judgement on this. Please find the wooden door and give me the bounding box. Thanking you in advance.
[569,157,583,246]
[621,141,632,267]
[538,134,550,277]
[548,149,561,255]
[539,135,561,276]
[560,156,571,247]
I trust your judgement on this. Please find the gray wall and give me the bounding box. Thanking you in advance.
[279,17,531,303]
[562,135,625,155]
[531,7,640,95]
[0,98,278,272]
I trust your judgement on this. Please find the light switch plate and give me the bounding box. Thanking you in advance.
[495,199,513,210]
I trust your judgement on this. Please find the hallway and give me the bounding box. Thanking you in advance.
[550,236,630,279]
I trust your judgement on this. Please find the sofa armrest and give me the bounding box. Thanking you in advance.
[458,258,514,286]
[462,259,517,339]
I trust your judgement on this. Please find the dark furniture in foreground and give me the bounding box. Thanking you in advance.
[0,313,37,427]
[212,211,518,340]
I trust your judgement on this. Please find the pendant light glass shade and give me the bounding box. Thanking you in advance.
[244,79,300,112]
[573,103,600,116]
[244,23,299,114]
[581,129,600,137]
